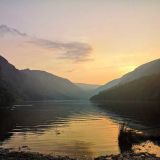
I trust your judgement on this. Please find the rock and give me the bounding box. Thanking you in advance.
[0,148,160,160]
[95,152,160,160]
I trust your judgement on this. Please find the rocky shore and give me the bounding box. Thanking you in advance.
[0,148,160,160]
[95,152,160,160]
[0,148,74,160]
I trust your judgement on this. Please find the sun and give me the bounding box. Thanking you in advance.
[120,65,137,74]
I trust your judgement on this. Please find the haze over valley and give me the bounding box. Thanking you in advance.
[0,55,160,105]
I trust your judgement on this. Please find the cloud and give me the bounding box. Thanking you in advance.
[29,38,92,62]
[0,24,92,62]
[0,25,27,37]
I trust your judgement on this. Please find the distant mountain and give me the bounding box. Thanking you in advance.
[21,69,87,100]
[91,73,160,101]
[76,83,100,91]
[94,59,160,95]
[0,55,87,106]
[76,83,101,98]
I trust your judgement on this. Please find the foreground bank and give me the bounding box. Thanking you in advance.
[95,152,160,160]
[0,148,160,160]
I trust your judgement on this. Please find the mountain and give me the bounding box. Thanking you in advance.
[0,55,87,106]
[94,59,160,95]
[76,83,100,91]
[76,83,101,98]
[21,69,87,100]
[94,79,120,95]
[0,56,25,105]
[119,59,160,84]
[91,73,160,101]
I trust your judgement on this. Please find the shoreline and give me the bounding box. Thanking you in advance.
[0,148,74,160]
[95,152,160,160]
[0,148,160,160]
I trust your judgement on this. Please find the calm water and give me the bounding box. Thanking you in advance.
[0,100,160,159]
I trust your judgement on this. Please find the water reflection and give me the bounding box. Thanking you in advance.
[0,101,119,159]
[53,141,94,160]
[94,101,160,129]
[94,101,160,156]
[118,124,160,156]
[0,100,160,159]
[0,101,100,140]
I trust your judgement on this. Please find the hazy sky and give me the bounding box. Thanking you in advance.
[0,0,160,84]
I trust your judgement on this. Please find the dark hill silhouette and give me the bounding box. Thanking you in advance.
[91,73,160,101]
[21,69,87,100]
[0,55,87,106]
[94,59,160,95]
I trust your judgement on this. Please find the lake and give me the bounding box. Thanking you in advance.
[0,100,160,159]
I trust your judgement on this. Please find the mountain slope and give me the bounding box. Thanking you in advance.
[76,83,101,98]
[94,79,120,95]
[120,59,160,84]
[0,55,87,105]
[94,59,160,95]
[91,73,160,101]
[21,69,87,100]
[0,56,25,102]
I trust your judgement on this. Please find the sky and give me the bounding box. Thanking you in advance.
[0,0,160,84]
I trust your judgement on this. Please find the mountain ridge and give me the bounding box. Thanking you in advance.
[91,59,160,101]
[0,55,88,106]
[94,58,160,95]
[91,73,160,101]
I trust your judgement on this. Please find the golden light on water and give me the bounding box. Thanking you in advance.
[2,116,120,159]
